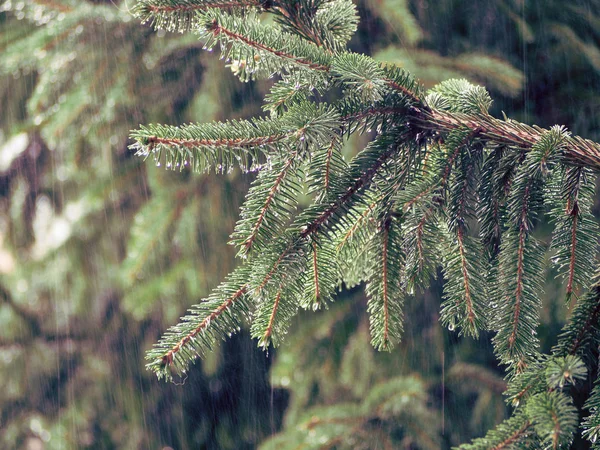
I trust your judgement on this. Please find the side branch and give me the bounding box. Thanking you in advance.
[490,421,532,450]
[161,285,248,366]
[509,186,530,350]
[301,146,397,239]
[457,229,476,326]
[146,134,287,149]
[243,154,297,252]
[312,241,320,300]
[146,1,261,12]
[381,224,390,347]
[385,79,422,104]
[258,143,398,291]
[209,20,330,71]
[566,213,578,298]
[263,290,282,343]
[567,283,600,355]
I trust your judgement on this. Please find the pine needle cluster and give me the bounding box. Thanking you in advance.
[130,0,600,447]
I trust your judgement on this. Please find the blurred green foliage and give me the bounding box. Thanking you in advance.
[0,0,599,448]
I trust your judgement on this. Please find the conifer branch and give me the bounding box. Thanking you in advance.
[509,215,527,350]
[489,421,532,450]
[235,152,300,255]
[459,411,533,449]
[416,109,600,172]
[262,289,281,345]
[247,163,289,245]
[324,140,335,191]
[366,214,404,351]
[381,224,390,346]
[125,1,600,446]
[567,212,578,297]
[553,278,600,357]
[199,10,334,80]
[209,20,330,71]
[386,79,422,104]
[457,229,475,326]
[134,0,262,32]
[145,133,287,149]
[549,167,598,302]
[311,240,320,300]
[336,199,378,251]
[300,142,399,240]
[145,0,261,12]
[255,138,400,295]
[161,285,248,367]
[145,265,254,380]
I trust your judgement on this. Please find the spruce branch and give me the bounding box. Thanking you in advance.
[478,146,517,256]
[415,107,600,172]
[553,274,600,358]
[268,0,358,50]
[549,167,599,302]
[526,391,578,449]
[365,215,404,350]
[145,266,253,381]
[489,129,567,367]
[124,2,600,447]
[200,10,332,79]
[301,237,340,309]
[231,152,303,256]
[130,120,287,173]
[440,227,488,337]
[134,0,263,32]
[130,103,338,173]
[459,411,533,450]
[583,372,600,448]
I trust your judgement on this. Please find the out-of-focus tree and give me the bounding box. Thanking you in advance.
[0,1,288,448]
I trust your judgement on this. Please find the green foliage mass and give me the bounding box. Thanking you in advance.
[2,0,600,449]
[129,0,600,448]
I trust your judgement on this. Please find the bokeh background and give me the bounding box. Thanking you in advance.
[1,0,600,448]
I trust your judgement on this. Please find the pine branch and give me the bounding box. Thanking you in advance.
[553,274,600,358]
[526,391,578,449]
[231,152,303,256]
[366,215,404,350]
[134,0,263,32]
[583,372,600,448]
[415,108,600,172]
[146,266,253,380]
[459,411,533,450]
[549,167,599,302]
[200,10,332,80]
